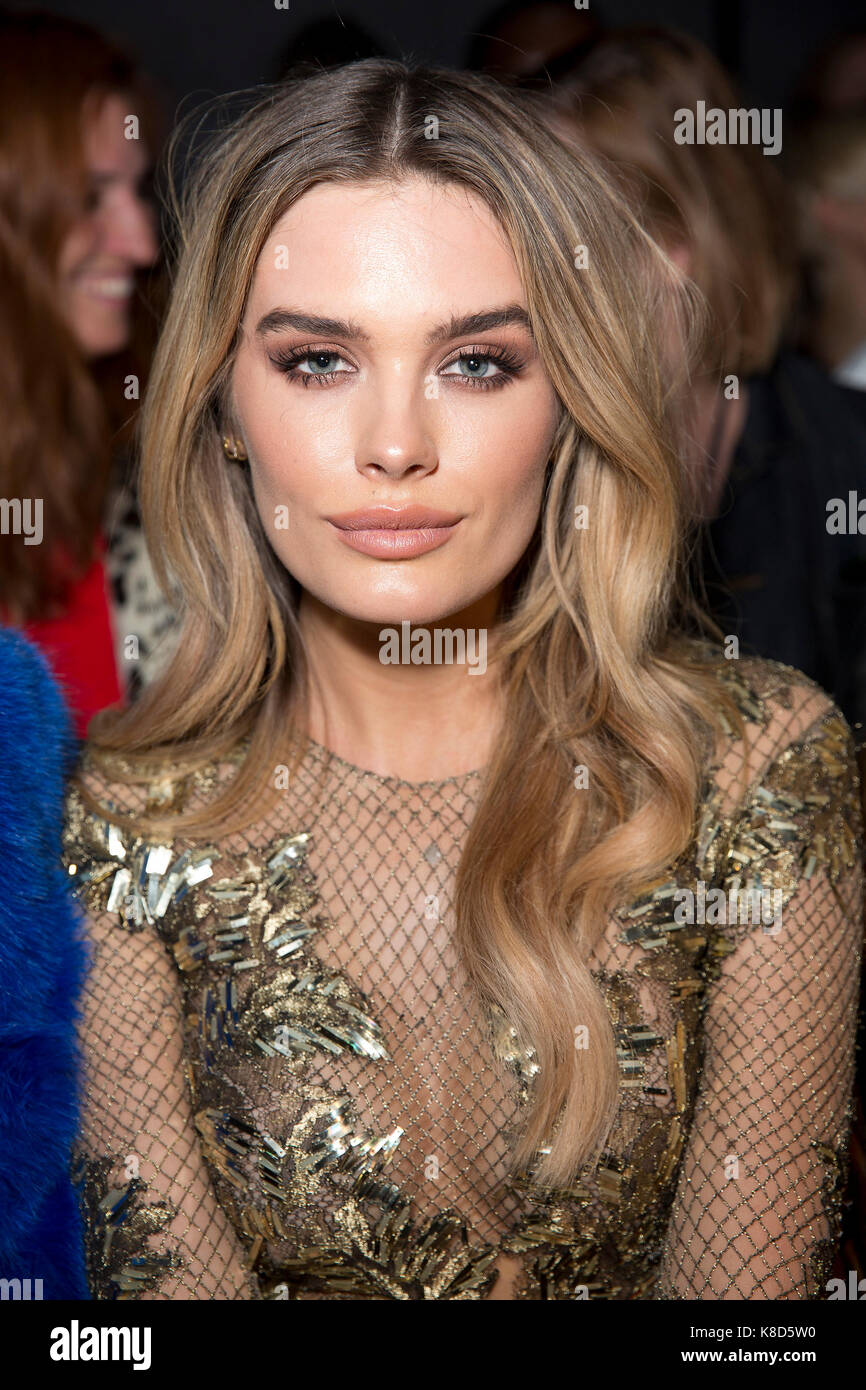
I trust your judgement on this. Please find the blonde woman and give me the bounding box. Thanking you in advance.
[62,59,863,1301]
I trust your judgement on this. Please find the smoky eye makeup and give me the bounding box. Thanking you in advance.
[266,340,530,391]
[437,343,528,389]
[267,343,355,386]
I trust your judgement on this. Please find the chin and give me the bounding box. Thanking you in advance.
[329,591,484,629]
[73,310,131,359]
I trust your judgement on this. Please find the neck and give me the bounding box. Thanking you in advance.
[296,588,506,781]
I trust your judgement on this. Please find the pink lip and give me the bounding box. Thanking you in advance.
[326,506,462,559]
[329,525,459,558]
[327,507,462,530]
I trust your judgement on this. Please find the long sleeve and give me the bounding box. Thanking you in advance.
[656,695,864,1298]
[63,782,259,1300]
[0,630,88,1298]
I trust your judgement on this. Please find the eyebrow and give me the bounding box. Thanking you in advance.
[254,304,534,345]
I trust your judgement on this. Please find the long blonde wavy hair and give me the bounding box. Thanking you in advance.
[78,58,744,1187]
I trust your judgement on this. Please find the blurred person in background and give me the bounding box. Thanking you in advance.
[547,24,866,1282]
[0,9,177,739]
[467,0,601,81]
[792,29,866,120]
[546,26,866,755]
[786,114,866,392]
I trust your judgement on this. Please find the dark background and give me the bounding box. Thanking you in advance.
[8,0,866,117]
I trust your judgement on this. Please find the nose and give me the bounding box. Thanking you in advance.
[354,369,438,480]
[102,186,159,269]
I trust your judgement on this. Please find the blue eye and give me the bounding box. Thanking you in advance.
[269,346,354,387]
[269,342,525,391]
[438,346,525,389]
[443,354,499,379]
[298,351,347,375]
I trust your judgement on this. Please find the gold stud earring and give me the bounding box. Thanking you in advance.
[222,433,248,462]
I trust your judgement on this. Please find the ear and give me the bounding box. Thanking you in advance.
[666,240,693,276]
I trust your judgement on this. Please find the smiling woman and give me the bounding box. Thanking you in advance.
[57,88,156,360]
[61,59,863,1301]
[0,11,161,732]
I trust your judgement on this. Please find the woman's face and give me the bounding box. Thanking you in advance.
[57,91,158,358]
[230,175,561,628]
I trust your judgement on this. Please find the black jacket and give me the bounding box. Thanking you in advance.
[699,351,866,743]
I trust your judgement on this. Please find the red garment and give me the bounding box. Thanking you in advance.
[10,538,123,738]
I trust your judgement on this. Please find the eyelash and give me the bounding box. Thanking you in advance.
[268,343,526,391]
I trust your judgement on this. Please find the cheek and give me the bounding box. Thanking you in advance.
[238,373,371,523]
[488,452,548,558]
[458,386,557,509]
[245,395,351,510]
[236,360,559,537]
[58,223,99,278]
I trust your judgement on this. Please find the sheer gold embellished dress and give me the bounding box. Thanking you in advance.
[61,656,864,1300]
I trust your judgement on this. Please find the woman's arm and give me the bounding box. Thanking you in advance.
[657,696,864,1299]
[72,876,259,1299]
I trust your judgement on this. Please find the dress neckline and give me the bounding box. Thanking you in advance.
[303,732,486,790]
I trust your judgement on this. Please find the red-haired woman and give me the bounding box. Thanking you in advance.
[0,10,164,737]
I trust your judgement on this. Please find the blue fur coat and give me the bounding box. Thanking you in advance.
[0,629,89,1298]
